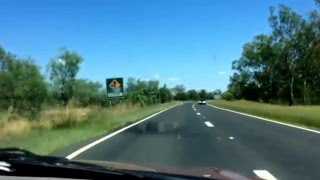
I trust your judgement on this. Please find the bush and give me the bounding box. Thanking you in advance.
[221,91,234,101]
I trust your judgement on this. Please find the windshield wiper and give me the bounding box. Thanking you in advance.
[0,148,108,170]
[0,148,143,179]
[0,148,214,179]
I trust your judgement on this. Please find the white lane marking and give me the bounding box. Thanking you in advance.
[205,121,214,127]
[253,170,277,180]
[208,104,320,134]
[194,109,196,111]
[66,104,181,160]
[197,112,201,115]
[177,132,180,140]
[229,136,234,140]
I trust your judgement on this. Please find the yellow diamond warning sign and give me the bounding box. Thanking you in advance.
[109,79,121,88]
[106,78,123,98]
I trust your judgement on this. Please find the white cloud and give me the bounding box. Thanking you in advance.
[154,75,160,79]
[218,71,226,76]
[168,77,180,81]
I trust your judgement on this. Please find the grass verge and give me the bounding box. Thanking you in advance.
[0,102,178,155]
[210,100,320,129]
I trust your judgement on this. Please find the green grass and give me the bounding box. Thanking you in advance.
[210,100,320,129]
[0,102,178,155]
[0,110,8,124]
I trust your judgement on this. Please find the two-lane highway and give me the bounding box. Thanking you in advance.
[65,102,320,180]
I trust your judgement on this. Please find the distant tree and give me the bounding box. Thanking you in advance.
[174,92,188,101]
[73,79,103,106]
[159,84,172,103]
[187,89,199,100]
[199,89,207,99]
[206,92,214,100]
[213,89,222,95]
[172,85,186,94]
[47,48,83,106]
[221,91,234,101]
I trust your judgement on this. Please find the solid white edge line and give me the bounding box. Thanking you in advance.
[66,104,181,160]
[205,121,214,127]
[208,104,320,134]
[253,170,277,180]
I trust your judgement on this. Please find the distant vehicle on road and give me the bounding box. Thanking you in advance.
[198,99,207,105]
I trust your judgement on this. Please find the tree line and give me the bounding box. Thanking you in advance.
[0,45,218,120]
[223,1,320,105]
[171,85,218,101]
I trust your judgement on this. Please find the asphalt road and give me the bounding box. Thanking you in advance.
[65,102,320,180]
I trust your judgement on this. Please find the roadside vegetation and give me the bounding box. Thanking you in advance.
[216,1,320,128]
[0,45,180,154]
[211,100,320,129]
[0,43,213,155]
[222,1,320,106]
[0,102,177,155]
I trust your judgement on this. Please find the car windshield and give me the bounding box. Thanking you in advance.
[1,0,320,180]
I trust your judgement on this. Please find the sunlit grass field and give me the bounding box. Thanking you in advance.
[210,100,320,129]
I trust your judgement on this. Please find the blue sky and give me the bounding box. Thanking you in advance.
[0,0,316,91]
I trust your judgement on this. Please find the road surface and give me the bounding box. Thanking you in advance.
[63,102,320,180]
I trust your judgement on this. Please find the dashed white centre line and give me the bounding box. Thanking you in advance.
[205,121,214,127]
[197,112,201,115]
[253,170,277,180]
[229,137,234,140]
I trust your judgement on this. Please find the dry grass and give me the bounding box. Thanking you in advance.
[0,119,31,137]
[38,107,90,129]
[0,107,91,138]
[0,102,178,155]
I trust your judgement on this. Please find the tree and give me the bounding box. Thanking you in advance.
[73,79,103,106]
[199,89,207,99]
[187,89,199,100]
[159,84,172,103]
[269,5,304,105]
[213,89,222,95]
[224,2,320,105]
[125,78,161,106]
[0,46,48,119]
[206,92,214,100]
[172,85,186,94]
[47,48,83,106]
